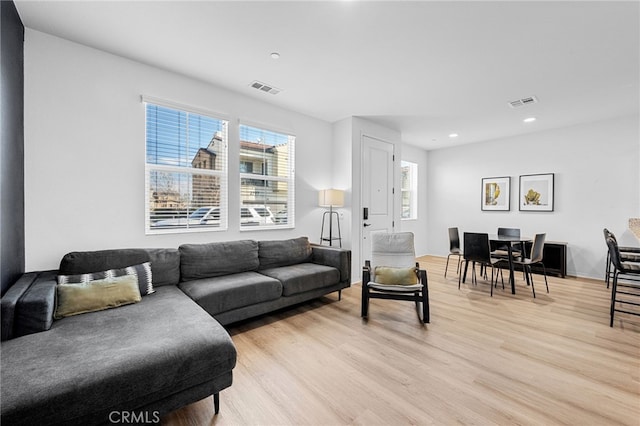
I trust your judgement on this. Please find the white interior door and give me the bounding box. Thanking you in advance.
[361,135,395,264]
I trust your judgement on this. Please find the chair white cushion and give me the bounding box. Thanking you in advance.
[370,232,416,282]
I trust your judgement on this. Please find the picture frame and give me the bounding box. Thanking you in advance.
[519,173,554,212]
[481,176,510,211]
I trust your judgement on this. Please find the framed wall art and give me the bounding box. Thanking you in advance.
[481,176,510,211]
[519,173,554,212]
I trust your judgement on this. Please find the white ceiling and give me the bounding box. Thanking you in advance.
[14,1,639,150]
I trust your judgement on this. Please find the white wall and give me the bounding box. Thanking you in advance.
[400,144,429,257]
[24,30,334,270]
[346,117,402,279]
[426,115,639,279]
[331,117,406,280]
[331,117,353,252]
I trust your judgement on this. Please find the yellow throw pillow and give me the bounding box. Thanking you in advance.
[55,274,142,319]
[374,266,418,285]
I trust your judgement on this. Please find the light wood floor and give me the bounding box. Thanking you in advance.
[162,256,640,426]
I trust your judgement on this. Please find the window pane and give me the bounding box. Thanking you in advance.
[240,178,288,227]
[146,104,226,169]
[148,170,223,230]
[145,102,228,233]
[239,124,294,229]
[240,125,290,178]
[401,161,418,220]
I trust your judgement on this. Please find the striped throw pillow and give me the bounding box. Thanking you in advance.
[57,262,154,295]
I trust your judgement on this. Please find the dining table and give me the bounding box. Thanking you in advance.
[489,234,532,294]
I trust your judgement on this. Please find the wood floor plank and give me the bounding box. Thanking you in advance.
[162,255,640,425]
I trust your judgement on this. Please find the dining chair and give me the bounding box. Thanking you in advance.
[513,233,548,298]
[445,227,463,278]
[603,228,640,288]
[459,232,504,296]
[605,235,640,327]
[361,232,430,323]
[491,227,523,259]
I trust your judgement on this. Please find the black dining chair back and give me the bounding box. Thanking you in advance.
[445,227,463,278]
[459,233,504,296]
[449,227,461,252]
[514,233,548,298]
[498,227,520,238]
[530,233,546,264]
[464,232,491,263]
[606,236,623,270]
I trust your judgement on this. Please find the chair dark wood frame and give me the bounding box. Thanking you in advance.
[445,227,463,278]
[513,233,549,298]
[605,235,640,327]
[459,232,504,297]
[362,262,430,324]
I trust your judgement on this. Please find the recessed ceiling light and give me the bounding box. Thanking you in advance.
[449,133,459,138]
[523,117,537,123]
[270,52,280,60]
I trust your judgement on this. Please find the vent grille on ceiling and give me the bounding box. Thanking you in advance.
[508,96,538,108]
[250,81,281,95]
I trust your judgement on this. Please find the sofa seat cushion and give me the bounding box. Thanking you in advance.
[0,286,236,426]
[179,272,282,316]
[260,263,340,296]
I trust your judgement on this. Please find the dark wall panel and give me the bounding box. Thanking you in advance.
[1,0,25,296]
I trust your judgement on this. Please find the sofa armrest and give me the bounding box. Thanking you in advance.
[310,244,351,284]
[13,271,58,338]
[1,273,39,341]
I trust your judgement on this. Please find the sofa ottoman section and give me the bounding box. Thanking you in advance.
[179,272,282,316]
[1,285,236,426]
[260,263,340,296]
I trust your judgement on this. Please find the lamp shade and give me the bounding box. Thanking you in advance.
[318,189,344,207]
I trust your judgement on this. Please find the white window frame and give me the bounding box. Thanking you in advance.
[238,122,295,230]
[401,160,418,220]
[143,96,228,234]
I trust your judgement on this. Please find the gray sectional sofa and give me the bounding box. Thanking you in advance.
[0,237,351,425]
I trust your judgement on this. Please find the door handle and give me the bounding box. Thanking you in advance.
[363,223,372,227]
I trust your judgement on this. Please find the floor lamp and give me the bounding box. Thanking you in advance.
[319,189,344,247]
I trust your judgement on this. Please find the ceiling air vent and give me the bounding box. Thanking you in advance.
[250,80,281,95]
[509,95,538,108]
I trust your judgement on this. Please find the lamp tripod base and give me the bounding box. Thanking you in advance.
[320,209,342,247]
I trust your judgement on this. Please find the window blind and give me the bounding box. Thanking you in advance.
[144,101,228,234]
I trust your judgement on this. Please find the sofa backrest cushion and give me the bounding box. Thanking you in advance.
[179,240,259,281]
[60,249,150,275]
[146,249,181,287]
[59,248,180,287]
[258,237,313,269]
